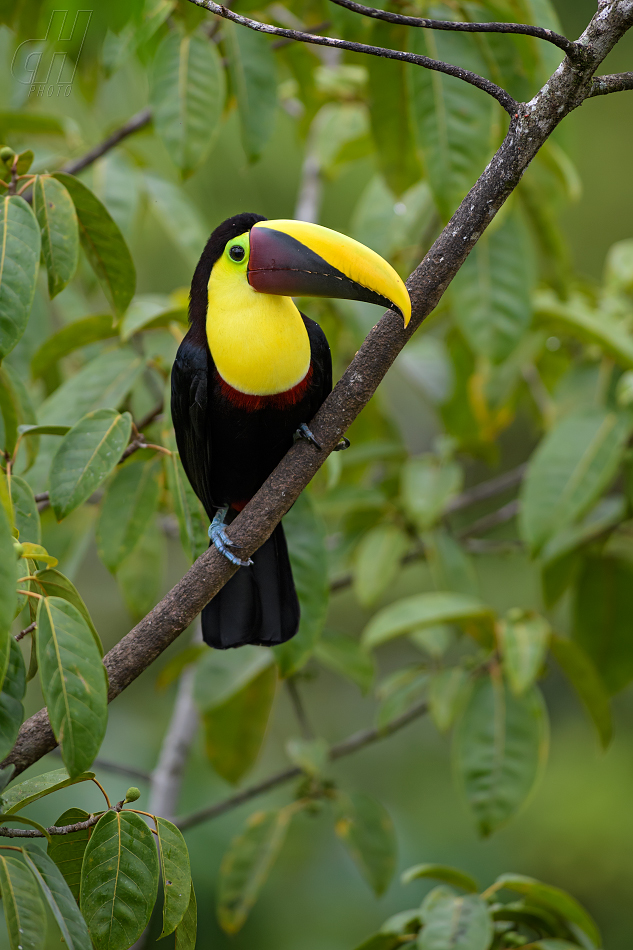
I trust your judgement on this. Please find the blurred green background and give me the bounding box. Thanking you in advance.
[2,0,633,946]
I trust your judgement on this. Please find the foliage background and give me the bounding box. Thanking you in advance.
[0,0,632,947]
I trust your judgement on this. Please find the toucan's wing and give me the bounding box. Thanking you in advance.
[302,314,332,415]
[171,330,215,515]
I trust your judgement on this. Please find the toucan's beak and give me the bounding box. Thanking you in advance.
[247,219,411,327]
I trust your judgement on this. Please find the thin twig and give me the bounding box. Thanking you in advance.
[187,0,518,114]
[176,699,428,831]
[286,678,314,740]
[589,71,633,96]
[326,0,581,59]
[457,499,520,538]
[445,464,526,514]
[60,108,152,176]
[15,622,36,642]
[50,748,150,782]
[271,19,331,49]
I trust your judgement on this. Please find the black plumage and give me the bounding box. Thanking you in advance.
[171,213,332,650]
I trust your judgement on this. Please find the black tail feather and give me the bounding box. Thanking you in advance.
[201,522,300,649]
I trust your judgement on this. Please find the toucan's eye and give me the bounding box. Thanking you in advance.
[229,245,245,262]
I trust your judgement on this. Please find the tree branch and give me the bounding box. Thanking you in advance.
[176,699,429,831]
[60,108,152,176]
[589,71,633,96]
[326,0,581,60]
[4,1,633,780]
[187,0,518,113]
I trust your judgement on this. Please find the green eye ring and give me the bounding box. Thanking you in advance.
[225,232,250,266]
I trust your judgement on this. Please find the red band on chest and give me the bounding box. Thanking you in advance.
[217,364,313,412]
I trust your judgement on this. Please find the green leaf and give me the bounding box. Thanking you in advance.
[499,609,550,696]
[314,629,376,695]
[53,173,136,315]
[0,851,47,950]
[156,817,192,938]
[605,238,633,294]
[80,810,160,950]
[0,638,26,759]
[96,456,161,572]
[493,873,600,947]
[0,485,17,655]
[275,492,329,676]
[11,474,40,543]
[410,623,455,658]
[33,175,79,298]
[144,173,209,268]
[285,736,329,777]
[49,409,132,520]
[224,21,278,162]
[408,26,492,220]
[0,195,41,359]
[36,597,108,777]
[0,363,37,464]
[118,293,172,341]
[2,769,94,815]
[429,667,470,733]
[454,670,549,836]
[151,30,225,175]
[419,892,493,950]
[163,448,208,562]
[335,792,396,896]
[30,315,117,381]
[156,643,207,691]
[376,667,427,728]
[424,528,479,598]
[402,863,478,892]
[32,569,101,654]
[22,846,92,950]
[202,660,277,784]
[353,524,410,609]
[366,22,421,196]
[18,424,71,437]
[47,807,91,901]
[400,456,462,531]
[520,408,631,554]
[218,807,293,934]
[363,592,495,650]
[352,175,434,263]
[117,518,166,621]
[535,289,633,368]
[550,634,612,748]
[451,210,534,362]
[531,942,584,950]
[0,112,66,136]
[175,883,197,950]
[39,348,145,426]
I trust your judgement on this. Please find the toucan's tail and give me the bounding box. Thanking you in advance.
[201,522,300,649]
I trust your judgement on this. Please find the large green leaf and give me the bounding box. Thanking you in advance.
[402,863,478,892]
[550,634,612,748]
[96,456,162,572]
[493,874,600,946]
[0,195,41,359]
[156,817,192,938]
[353,524,410,609]
[0,638,26,760]
[47,807,91,901]
[36,597,108,777]
[315,629,376,695]
[224,21,278,162]
[30,315,117,381]
[11,474,40,543]
[80,810,159,950]
[366,22,420,196]
[520,408,631,554]
[151,30,225,175]
[23,847,92,950]
[454,671,548,836]
[407,20,493,220]
[424,528,479,599]
[218,807,293,934]
[53,173,136,315]
[363,592,494,650]
[419,892,493,950]
[116,518,166,621]
[429,667,470,733]
[335,793,396,897]
[39,348,144,426]
[535,289,633,368]
[0,488,17,659]
[572,554,633,694]
[451,210,534,362]
[400,455,462,531]
[175,883,197,950]
[144,174,209,268]
[0,851,47,950]
[275,492,329,676]
[2,768,94,814]
[49,410,132,520]
[32,569,101,653]
[0,363,37,463]
[163,442,208,562]
[33,175,79,298]
[499,609,550,696]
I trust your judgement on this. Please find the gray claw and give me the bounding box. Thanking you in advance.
[294,423,322,450]
[209,508,253,567]
[333,437,350,451]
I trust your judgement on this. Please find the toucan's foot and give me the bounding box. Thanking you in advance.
[209,507,253,567]
[294,423,322,450]
[333,437,351,451]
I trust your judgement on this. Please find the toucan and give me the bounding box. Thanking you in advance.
[171,212,411,650]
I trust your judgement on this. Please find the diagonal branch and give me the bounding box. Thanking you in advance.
[187,0,518,113]
[3,0,633,781]
[326,0,581,60]
[589,71,633,96]
[60,107,152,176]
